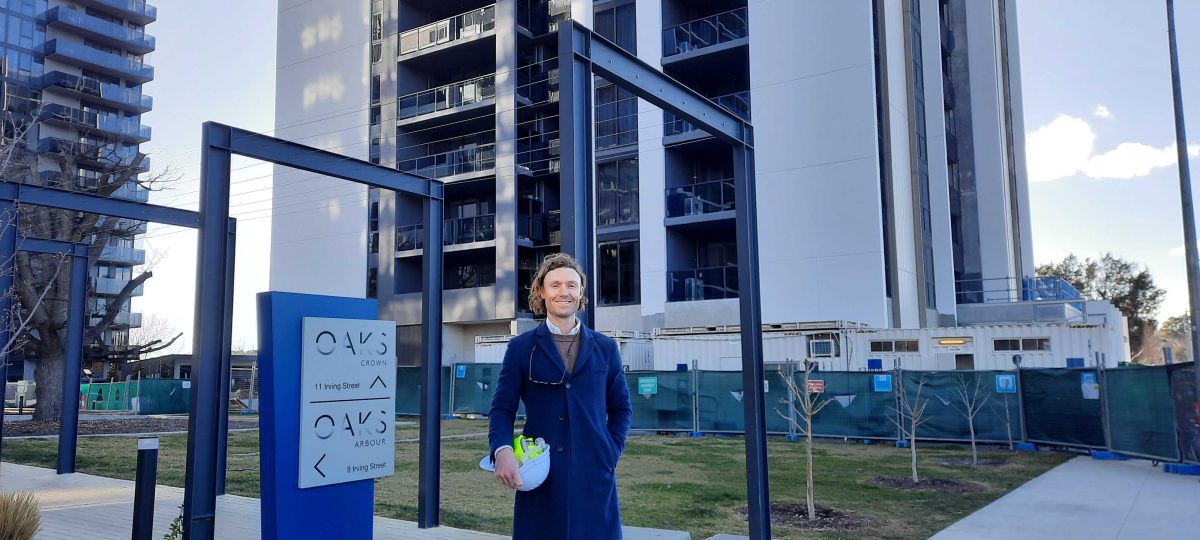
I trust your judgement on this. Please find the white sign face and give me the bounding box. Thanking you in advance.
[299,317,396,489]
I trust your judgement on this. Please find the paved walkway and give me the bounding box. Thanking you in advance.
[0,462,690,539]
[932,456,1199,540]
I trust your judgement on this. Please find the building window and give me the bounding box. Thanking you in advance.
[599,239,638,305]
[809,333,838,357]
[594,2,636,54]
[596,158,638,226]
[595,83,637,149]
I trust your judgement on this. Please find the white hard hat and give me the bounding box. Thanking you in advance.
[480,437,551,492]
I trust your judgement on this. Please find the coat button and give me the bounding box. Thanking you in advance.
[558,415,566,422]
[565,382,572,389]
[556,446,564,452]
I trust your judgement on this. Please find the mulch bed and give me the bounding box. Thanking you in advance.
[2,417,258,437]
[865,476,986,493]
[737,502,868,531]
[933,457,1007,467]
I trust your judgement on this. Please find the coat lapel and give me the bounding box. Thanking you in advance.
[534,323,568,378]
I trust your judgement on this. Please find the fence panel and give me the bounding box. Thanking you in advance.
[451,364,526,417]
[808,372,897,439]
[695,370,791,434]
[1168,363,1199,464]
[902,371,1023,443]
[394,366,451,416]
[1105,367,1179,461]
[1020,368,1105,448]
[132,379,190,415]
[626,371,693,431]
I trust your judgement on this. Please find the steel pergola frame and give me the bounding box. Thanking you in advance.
[555,21,770,539]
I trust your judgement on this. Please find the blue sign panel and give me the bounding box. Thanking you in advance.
[456,365,467,379]
[872,374,893,392]
[995,374,1017,394]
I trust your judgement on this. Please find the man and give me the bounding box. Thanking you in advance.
[488,253,633,539]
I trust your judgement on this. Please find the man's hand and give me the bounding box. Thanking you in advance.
[494,447,523,491]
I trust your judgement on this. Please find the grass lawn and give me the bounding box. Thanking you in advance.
[1,420,1071,539]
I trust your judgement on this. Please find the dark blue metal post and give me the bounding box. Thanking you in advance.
[417,189,444,528]
[558,24,596,329]
[132,436,160,540]
[0,199,14,470]
[215,222,236,496]
[183,122,233,539]
[733,143,770,539]
[57,244,88,474]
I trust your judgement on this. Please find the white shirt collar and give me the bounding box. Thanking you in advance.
[545,317,581,336]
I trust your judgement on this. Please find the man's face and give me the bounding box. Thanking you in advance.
[540,267,583,320]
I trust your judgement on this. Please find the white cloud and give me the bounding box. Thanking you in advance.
[1027,115,1095,182]
[1171,244,1186,257]
[1093,104,1112,118]
[1026,114,1200,182]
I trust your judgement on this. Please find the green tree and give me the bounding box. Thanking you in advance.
[1036,253,1166,354]
[1161,313,1190,338]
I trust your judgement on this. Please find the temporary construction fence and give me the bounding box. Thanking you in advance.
[395,362,1199,465]
[78,378,191,415]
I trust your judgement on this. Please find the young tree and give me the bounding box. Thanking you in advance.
[950,373,992,465]
[989,375,1017,451]
[776,360,834,520]
[889,370,931,483]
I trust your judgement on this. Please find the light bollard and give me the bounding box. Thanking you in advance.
[132,436,160,540]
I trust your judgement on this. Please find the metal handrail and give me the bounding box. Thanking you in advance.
[399,4,496,55]
[664,90,750,136]
[662,7,748,57]
[665,178,736,217]
[398,74,496,120]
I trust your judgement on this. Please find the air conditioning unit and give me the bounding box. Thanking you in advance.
[683,197,704,216]
[684,277,704,301]
[809,339,835,358]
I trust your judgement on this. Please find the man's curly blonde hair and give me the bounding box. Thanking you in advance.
[527,252,588,316]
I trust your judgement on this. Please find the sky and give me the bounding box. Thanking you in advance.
[129,1,1200,353]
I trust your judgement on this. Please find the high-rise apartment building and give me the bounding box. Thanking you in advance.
[1,0,154,381]
[272,0,1033,365]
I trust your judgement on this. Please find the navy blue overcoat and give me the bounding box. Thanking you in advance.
[488,322,633,539]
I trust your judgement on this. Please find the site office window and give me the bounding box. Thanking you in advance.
[993,338,1050,352]
[870,339,920,353]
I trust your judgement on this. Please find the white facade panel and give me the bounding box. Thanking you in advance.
[271,0,370,297]
[920,0,957,321]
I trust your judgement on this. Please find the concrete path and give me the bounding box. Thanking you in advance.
[932,456,1200,540]
[0,462,690,539]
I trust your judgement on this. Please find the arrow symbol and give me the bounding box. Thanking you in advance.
[370,375,387,389]
[314,454,327,478]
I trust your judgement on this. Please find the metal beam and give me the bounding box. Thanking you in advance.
[558,23,597,328]
[183,122,233,539]
[0,181,200,229]
[212,123,441,200]
[0,200,15,471]
[57,249,88,474]
[563,20,750,148]
[215,224,237,495]
[17,237,89,257]
[417,194,444,527]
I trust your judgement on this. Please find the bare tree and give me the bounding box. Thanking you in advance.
[2,102,176,421]
[950,373,992,466]
[889,370,931,483]
[121,313,184,361]
[776,360,834,521]
[989,374,1017,451]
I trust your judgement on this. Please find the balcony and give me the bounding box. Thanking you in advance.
[517,210,560,246]
[97,245,146,266]
[40,103,151,143]
[37,137,149,170]
[664,90,750,140]
[399,4,495,57]
[665,178,735,219]
[77,0,156,25]
[93,277,143,296]
[394,214,497,254]
[518,138,559,176]
[662,7,748,58]
[668,266,739,302]
[40,39,154,84]
[516,60,559,107]
[398,74,495,125]
[35,171,149,202]
[41,71,153,113]
[398,143,495,179]
[41,7,155,54]
[91,311,142,327]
